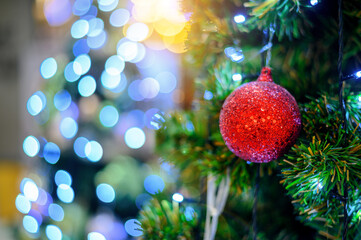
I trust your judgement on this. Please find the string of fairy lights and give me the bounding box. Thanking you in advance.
[18,0,189,239]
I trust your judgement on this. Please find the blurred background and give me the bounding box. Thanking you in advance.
[0,0,191,239]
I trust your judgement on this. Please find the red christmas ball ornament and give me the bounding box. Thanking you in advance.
[219,67,301,163]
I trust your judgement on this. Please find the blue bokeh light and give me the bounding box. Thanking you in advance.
[155,72,177,94]
[117,40,138,62]
[124,127,146,149]
[107,73,127,93]
[73,39,90,57]
[44,0,72,26]
[105,55,125,75]
[60,117,78,139]
[139,78,160,99]
[203,90,213,100]
[78,75,96,97]
[23,180,39,202]
[36,188,49,206]
[61,101,79,120]
[23,215,39,234]
[16,194,32,214]
[43,142,61,164]
[27,95,42,116]
[109,8,130,27]
[128,80,144,101]
[71,19,89,39]
[28,209,43,226]
[144,175,165,194]
[40,58,57,79]
[96,183,116,203]
[55,170,72,186]
[73,0,92,16]
[87,30,107,49]
[64,62,81,82]
[130,43,146,64]
[88,232,106,240]
[27,91,47,116]
[48,204,64,222]
[74,54,91,75]
[57,184,75,203]
[23,136,40,157]
[99,105,119,127]
[74,137,89,158]
[88,18,104,37]
[85,140,103,162]
[98,0,119,12]
[54,90,72,111]
[46,225,62,240]
[124,219,142,237]
[100,71,121,89]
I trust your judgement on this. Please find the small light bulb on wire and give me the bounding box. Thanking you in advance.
[232,73,242,81]
[172,193,184,203]
[234,14,246,24]
[342,70,361,81]
[356,70,361,79]
[310,0,319,6]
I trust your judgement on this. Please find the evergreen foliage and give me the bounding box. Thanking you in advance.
[140,0,361,239]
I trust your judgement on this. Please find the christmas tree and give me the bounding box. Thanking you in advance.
[138,0,361,239]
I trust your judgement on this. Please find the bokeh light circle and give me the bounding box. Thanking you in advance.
[105,55,125,75]
[110,9,130,27]
[60,117,78,139]
[99,105,119,127]
[23,180,39,202]
[16,194,31,214]
[144,175,165,194]
[71,19,89,39]
[43,142,61,164]
[124,127,146,149]
[139,77,160,99]
[126,22,149,42]
[48,203,64,222]
[96,183,116,203]
[23,136,40,157]
[46,225,62,240]
[57,184,75,203]
[27,91,47,116]
[23,215,39,234]
[74,54,91,75]
[88,232,106,240]
[124,219,142,237]
[74,137,89,158]
[44,0,72,26]
[55,170,72,186]
[54,90,72,111]
[40,58,57,79]
[78,76,97,97]
[85,140,103,162]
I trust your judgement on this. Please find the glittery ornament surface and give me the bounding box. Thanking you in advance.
[219,67,301,163]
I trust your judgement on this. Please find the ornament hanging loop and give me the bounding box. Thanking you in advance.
[265,25,275,67]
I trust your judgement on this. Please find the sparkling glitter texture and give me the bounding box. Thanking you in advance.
[219,67,301,163]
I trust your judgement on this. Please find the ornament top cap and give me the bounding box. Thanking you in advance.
[257,67,273,83]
